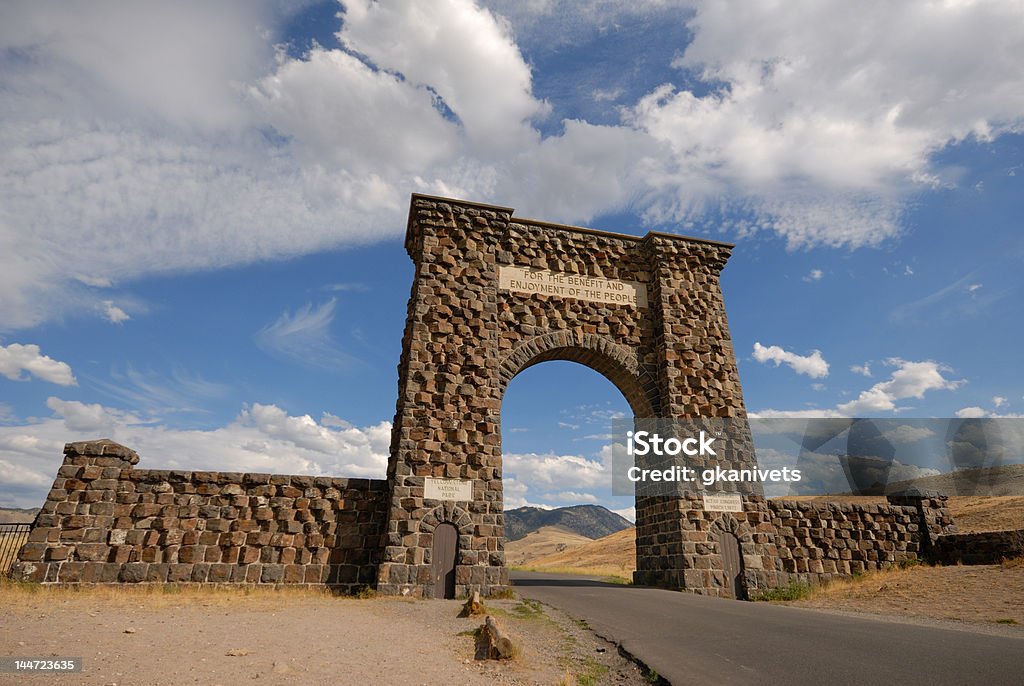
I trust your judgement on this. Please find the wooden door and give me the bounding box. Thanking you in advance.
[717,531,745,599]
[432,522,458,599]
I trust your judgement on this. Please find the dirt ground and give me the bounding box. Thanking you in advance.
[782,560,1024,632]
[0,585,647,686]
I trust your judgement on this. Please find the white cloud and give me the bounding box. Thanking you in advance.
[338,0,548,153]
[880,425,934,445]
[955,406,987,419]
[255,299,359,371]
[850,363,872,377]
[612,506,636,523]
[251,46,461,174]
[0,397,390,508]
[967,283,983,292]
[752,342,829,378]
[749,408,842,419]
[592,88,624,103]
[625,0,1024,247]
[504,450,607,489]
[101,300,130,324]
[4,0,1024,329]
[549,491,599,503]
[0,343,77,386]
[803,268,823,282]
[756,357,965,418]
[837,358,964,416]
[993,396,1008,408]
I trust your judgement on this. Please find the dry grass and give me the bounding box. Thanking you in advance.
[1002,555,1024,569]
[947,496,1024,532]
[785,561,1024,627]
[515,528,636,581]
[505,526,593,567]
[0,577,358,611]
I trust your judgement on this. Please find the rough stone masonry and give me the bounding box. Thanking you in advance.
[13,194,958,598]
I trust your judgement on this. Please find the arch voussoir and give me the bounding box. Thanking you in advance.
[498,333,658,418]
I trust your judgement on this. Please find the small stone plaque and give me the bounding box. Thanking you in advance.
[498,266,648,308]
[702,493,743,512]
[424,477,473,501]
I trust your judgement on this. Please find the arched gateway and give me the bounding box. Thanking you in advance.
[377,194,757,597]
[14,193,952,598]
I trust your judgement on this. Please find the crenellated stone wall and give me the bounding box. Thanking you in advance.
[12,440,386,591]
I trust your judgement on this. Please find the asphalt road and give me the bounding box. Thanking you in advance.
[511,571,1024,686]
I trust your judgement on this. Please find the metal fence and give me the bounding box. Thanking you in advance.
[0,523,31,576]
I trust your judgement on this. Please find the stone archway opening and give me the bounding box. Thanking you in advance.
[500,358,638,575]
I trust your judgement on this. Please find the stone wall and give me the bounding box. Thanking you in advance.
[635,493,956,596]
[933,529,1024,565]
[13,440,386,592]
[766,498,942,584]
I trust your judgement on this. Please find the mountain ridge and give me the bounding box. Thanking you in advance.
[503,504,631,541]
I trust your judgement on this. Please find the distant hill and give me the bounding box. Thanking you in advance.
[519,528,636,579]
[0,507,38,524]
[505,526,593,567]
[504,504,632,542]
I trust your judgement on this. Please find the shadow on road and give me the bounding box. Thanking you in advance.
[510,573,638,589]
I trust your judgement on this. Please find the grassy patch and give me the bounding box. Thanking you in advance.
[513,564,635,579]
[752,581,815,602]
[574,657,609,686]
[600,575,632,585]
[508,598,546,621]
[995,618,1018,625]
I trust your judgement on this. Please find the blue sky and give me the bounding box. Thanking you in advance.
[1,1,1022,517]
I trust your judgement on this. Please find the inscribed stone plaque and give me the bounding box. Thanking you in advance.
[424,477,473,501]
[498,266,648,308]
[702,493,743,512]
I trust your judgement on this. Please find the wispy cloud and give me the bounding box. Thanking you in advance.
[255,299,360,372]
[323,282,370,293]
[889,274,1008,324]
[88,366,228,416]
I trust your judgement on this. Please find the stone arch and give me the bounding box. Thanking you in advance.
[377,194,751,598]
[498,331,660,417]
[419,503,474,535]
[708,513,754,542]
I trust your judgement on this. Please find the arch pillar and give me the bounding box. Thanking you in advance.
[376,194,753,597]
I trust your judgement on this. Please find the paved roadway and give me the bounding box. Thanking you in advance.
[511,571,1024,685]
